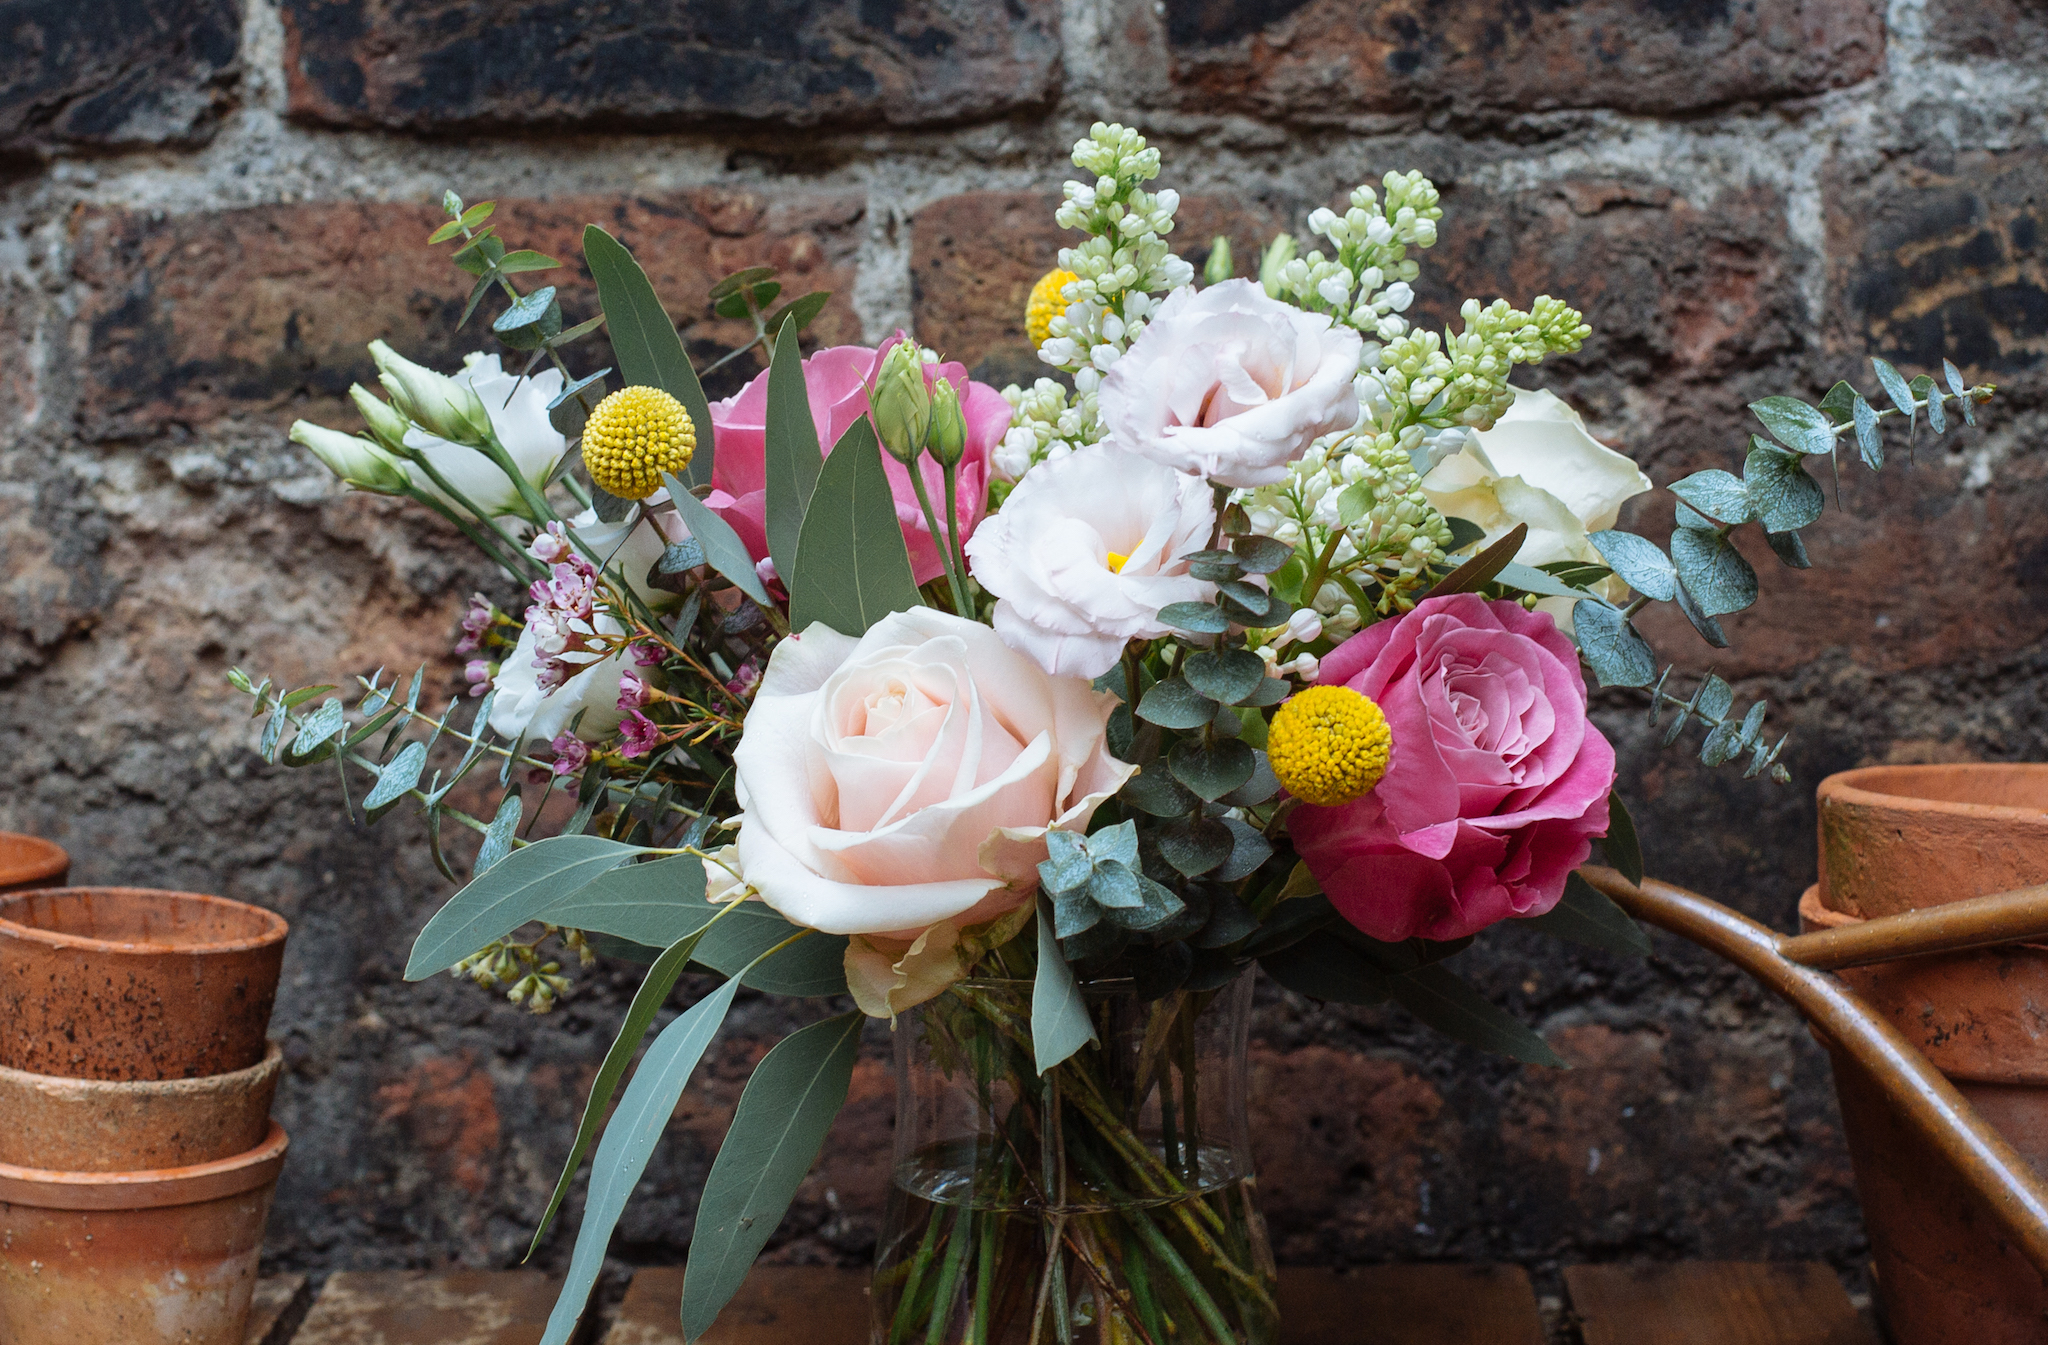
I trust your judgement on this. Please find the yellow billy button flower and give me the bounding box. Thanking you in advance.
[581,385,695,500]
[1026,268,1079,348]
[1266,685,1393,808]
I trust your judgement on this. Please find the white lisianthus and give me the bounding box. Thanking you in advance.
[290,421,409,494]
[1099,279,1363,488]
[1420,386,1652,629]
[402,354,568,519]
[964,444,1216,679]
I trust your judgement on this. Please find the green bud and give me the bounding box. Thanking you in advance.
[870,341,932,464]
[291,420,411,495]
[925,377,967,468]
[1203,235,1234,286]
[349,383,414,455]
[369,340,492,447]
[1259,233,1297,299]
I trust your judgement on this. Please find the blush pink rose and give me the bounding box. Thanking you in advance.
[706,337,1008,587]
[1289,593,1614,943]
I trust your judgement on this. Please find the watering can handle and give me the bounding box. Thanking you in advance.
[1576,864,2048,1280]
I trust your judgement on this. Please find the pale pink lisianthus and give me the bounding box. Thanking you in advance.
[706,338,1009,586]
[1099,279,1363,489]
[1289,594,1614,943]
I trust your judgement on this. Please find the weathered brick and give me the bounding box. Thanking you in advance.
[71,189,865,440]
[1124,0,1884,122]
[1922,0,2044,59]
[279,0,1060,134]
[292,1270,561,1344]
[0,0,239,157]
[908,190,1292,387]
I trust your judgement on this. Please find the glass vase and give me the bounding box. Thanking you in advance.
[874,968,1277,1345]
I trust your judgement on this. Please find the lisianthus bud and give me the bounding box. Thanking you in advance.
[870,341,931,464]
[925,377,967,468]
[291,420,410,495]
[1203,235,1234,285]
[369,340,492,447]
[349,383,414,455]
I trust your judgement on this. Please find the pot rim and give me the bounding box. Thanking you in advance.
[0,1120,288,1211]
[0,832,68,887]
[0,1040,284,1098]
[1818,764,2048,822]
[0,886,288,956]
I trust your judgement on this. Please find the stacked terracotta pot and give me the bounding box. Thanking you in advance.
[0,838,291,1345]
[1803,766,2048,1345]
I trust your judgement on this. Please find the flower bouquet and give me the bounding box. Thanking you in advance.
[235,123,1996,1344]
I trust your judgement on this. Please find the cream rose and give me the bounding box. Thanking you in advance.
[964,444,1216,679]
[1420,386,1652,628]
[1099,278,1363,489]
[732,608,1134,950]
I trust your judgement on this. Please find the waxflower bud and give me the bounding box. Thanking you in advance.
[369,340,491,447]
[291,420,410,495]
[870,341,931,464]
[924,377,967,468]
[349,382,414,455]
[1203,235,1234,286]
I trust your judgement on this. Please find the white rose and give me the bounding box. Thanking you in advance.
[403,354,568,519]
[1099,278,1363,488]
[733,608,1133,943]
[1420,386,1652,629]
[964,444,1216,679]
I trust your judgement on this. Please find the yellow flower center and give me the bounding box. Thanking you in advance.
[1105,551,1129,573]
[1266,685,1392,808]
[580,385,696,501]
[1026,269,1079,348]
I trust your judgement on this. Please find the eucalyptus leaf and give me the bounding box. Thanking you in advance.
[1220,751,1280,806]
[1766,530,1811,569]
[1519,871,1650,956]
[1742,440,1824,534]
[764,290,832,337]
[1032,898,1097,1074]
[363,740,427,815]
[1182,648,1269,705]
[1749,395,1836,456]
[1214,817,1274,883]
[788,418,923,637]
[1852,393,1882,470]
[1668,469,1752,526]
[1216,580,1281,625]
[1669,528,1758,617]
[1157,815,1233,877]
[405,834,648,979]
[1157,601,1230,635]
[1231,535,1294,574]
[663,476,773,606]
[1589,531,1676,603]
[1121,764,1200,817]
[763,315,823,585]
[1169,737,1256,802]
[1389,964,1563,1067]
[658,538,707,575]
[583,226,715,487]
[1137,677,1218,731]
[287,698,346,759]
[1871,357,1915,430]
[1493,561,1591,601]
[1573,601,1657,688]
[474,793,522,876]
[1671,575,1728,647]
[679,1011,864,1344]
[532,852,711,948]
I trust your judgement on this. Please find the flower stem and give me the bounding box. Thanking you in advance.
[907,460,971,615]
[941,460,972,619]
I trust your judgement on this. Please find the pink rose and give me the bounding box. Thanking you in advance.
[1290,594,1614,943]
[707,338,1009,587]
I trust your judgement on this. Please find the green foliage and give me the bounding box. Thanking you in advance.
[1031,897,1097,1074]
[662,473,773,606]
[584,225,716,487]
[1519,871,1650,956]
[405,834,649,980]
[787,418,923,637]
[763,316,824,584]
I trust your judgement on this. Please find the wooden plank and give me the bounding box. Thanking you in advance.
[1278,1265,1546,1345]
[1565,1262,1879,1345]
[246,1274,312,1345]
[606,1263,1545,1344]
[291,1270,570,1345]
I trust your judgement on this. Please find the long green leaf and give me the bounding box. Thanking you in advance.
[537,851,710,947]
[537,975,745,1345]
[404,834,648,979]
[1389,963,1564,1067]
[1519,871,1652,956]
[788,417,923,636]
[1258,931,1396,1004]
[1426,523,1526,598]
[1604,789,1645,885]
[662,473,773,606]
[528,918,722,1256]
[679,1011,865,1343]
[1031,897,1097,1074]
[763,314,823,584]
[583,225,715,487]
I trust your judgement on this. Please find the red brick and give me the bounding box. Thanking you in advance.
[292,1270,563,1344]
[372,1050,501,1196]
[1921,0,2045,58]
[1125,0,1885,121]
[0,0,239,156]
[71,189,867,440]
[280,0,1060,134]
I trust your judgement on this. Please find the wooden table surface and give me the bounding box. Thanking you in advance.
[246,1260,1881,1345]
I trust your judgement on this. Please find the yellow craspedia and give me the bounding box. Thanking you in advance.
[1026,268,1078,348]
[1266,685,1392,808]
[581,385,695,500]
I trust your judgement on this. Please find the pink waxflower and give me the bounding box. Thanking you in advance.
[617,670,651,711]
[529,521,571,564]
[629,642,665,668]
[455,593,494,654]
[524,553,607,692]
[706,336,1009,587]
[724,659,761,698]
[619,711,661,760]
[1289,594,1615,943]
[464,659,493,697]
[547,732,592,777]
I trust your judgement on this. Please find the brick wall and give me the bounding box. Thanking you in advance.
[3,0,2045,1288]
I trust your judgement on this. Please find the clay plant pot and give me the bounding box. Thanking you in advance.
[0,1041,283,1172]
[0,1121,287,1345]
[0,832,68,893]
[1810,763,2048,1344]
[0,887,287,1081]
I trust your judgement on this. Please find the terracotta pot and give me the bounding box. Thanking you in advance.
[0,1121,287,1345]
[0,887,287,1081]
[0,1041,283,1172]
[1806,761,2048,1344]
[0,832,68,893]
